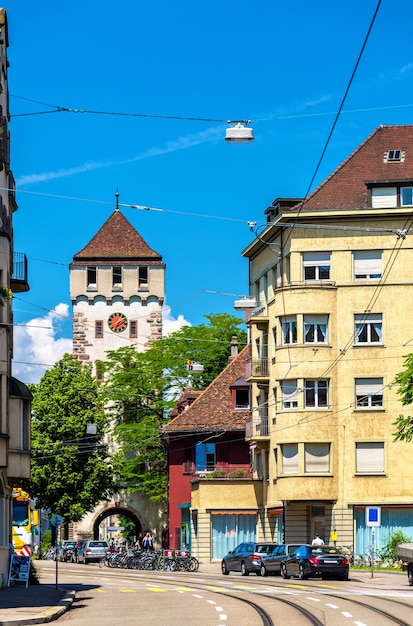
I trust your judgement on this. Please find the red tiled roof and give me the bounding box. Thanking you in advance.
[72,210,163,264]
[168,386,201,419]
[294,125,413,212]
[162,344,251,433]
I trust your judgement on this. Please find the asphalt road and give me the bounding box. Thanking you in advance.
[35,559,413,626]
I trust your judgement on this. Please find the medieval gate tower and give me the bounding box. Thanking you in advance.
[69,200,165,542]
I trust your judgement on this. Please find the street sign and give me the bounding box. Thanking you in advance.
[366,506,381,527]
[50,514,63,527]
[107,526,124,532]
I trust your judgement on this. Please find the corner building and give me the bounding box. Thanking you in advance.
[243,125,413,553]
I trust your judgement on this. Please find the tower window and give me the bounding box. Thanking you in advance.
[129,320,138,338]
[95,320,103,338]
[112,266,122,287]
[138,266,148,287]
[87,266,97,287]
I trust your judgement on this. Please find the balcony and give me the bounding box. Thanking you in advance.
[246,414,269,440]
[247,302,269,327]
[11,252,29,293]
[183,461,251,479]
[246,357,269,381]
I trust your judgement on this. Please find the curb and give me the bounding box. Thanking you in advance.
[0,589,76,626]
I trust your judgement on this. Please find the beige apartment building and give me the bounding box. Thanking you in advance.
[242,125,413,556]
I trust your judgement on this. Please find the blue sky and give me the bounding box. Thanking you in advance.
[6,0,413,383]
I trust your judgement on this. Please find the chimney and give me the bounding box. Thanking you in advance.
[229,336,239,361]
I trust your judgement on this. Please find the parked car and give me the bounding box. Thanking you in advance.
[260,544,302,576]
[221,542,276,576]
[59,540,78,562]
[281,544,349,580]
[71,540,87,563]
[77,540,109,564]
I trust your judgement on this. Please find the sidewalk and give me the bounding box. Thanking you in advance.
[0,583,75,625]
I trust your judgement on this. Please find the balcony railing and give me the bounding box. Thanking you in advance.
[246,415,269,438]
[11,252,29,292]
[183,461,251,478]
[246,357,269,379]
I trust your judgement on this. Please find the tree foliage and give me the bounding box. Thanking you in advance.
[25,354,114,522]
[393,354,413,442]
[151,312,247,391]
[101,346,168,503]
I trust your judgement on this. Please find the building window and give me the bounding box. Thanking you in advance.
[401,187,413,206]
[234,388,250,409]
[281,380,298,409]
[87,266,97,287]
[303,252,330,281]
[129,320,138,338]
[355,442,384,474]
[355,378,384,409]
[138,266,148,287]
[95,320,103,338]
[96,362,104,382]
[304,443,330,473]
[282,316,297,345]
[353,251,382,280]
[281,443,298,474]
[305,380,329,408]
[112,266,122,287]
[20,400,30,451]
[355,313,382,344]
[304,314,328,344]
[195,442,216,472]
[384,149,404,162]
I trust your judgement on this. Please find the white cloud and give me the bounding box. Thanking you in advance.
[16,126,223,187]
[12,303,72,384]
[162,304,191,335]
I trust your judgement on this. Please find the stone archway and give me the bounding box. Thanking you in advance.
[92,505,142,541]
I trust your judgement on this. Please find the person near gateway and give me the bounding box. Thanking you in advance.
[312,532,324,545]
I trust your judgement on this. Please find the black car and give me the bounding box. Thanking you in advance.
[260,544,302,576]
[281,544,349,580]
[58,540,78,562]
[221,542,276,576]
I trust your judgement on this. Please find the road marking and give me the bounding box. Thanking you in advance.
[306,597,321,602]
[119,589,136,593]
[326,603,339,608]
[146,587,167,592]
[341,611,353,617]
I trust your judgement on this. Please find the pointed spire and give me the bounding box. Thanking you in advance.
[115,190,120,212]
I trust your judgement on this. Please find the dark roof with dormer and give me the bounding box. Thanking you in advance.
[162,343,251,433]
[292,125,413,212]
[72,209,163,266]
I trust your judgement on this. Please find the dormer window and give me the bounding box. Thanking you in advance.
[384,149,405,163]
[371,185,413,208]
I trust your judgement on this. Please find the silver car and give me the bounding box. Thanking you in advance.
[77,540,109,564]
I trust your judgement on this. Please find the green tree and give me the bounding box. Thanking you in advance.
[26,353,114,522]
[101,346,168,503]
[394,354,413,441]
[152,312,247,391]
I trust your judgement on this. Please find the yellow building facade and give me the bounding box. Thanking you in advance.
[242,126,413,555]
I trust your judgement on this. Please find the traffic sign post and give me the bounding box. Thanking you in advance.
[366,507,381,578]
[51,515,63,589]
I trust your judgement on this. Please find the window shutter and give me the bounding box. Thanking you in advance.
[282,381,298,403]
[303,252,330,267]
[282,444,298,474]
[356,442,384,473]
[305,443,330,472]
[354,251,382,275]
[355,378,382,396]
[371,187,397,208]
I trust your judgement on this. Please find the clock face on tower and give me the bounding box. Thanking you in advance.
[108,312,128,333]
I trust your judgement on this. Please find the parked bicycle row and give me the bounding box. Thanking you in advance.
[100,548,199,572]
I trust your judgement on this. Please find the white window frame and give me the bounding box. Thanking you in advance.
[303,252,331,281]
[304,443,330,473]
[354,313,382,345]
[304,314,328,344]
[281,380,298,409]
[355,442,385,474]
[401,187,413,206]
[282,315,297,345]
[355,378,384,409]
[304,379,329,408]
[353,251,382,280]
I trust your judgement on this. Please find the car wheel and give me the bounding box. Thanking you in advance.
[260,564,268,577]
[281,563,288,579]
[221,560,229,575]
[298,564,306,580]
[241,561,249,576]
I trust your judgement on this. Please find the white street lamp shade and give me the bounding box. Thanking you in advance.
[225,122,254,143]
